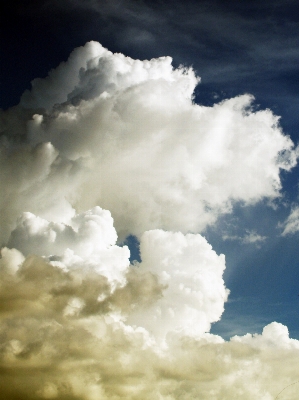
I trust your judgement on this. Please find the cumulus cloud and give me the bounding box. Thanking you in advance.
[0,41,296,242]
[0,206,226,398]
[1,41,299,399]
[4,209,229,340]
[128,230,229,339]
[1,213,299,399]
[20,41,107,110]
[7,207,130,288]
[0,139,84,243]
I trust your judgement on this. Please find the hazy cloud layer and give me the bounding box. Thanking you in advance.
[1,41,299,399]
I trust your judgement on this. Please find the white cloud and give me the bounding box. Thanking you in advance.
[242,231,267,244]
[128,229,229,339]
[223,230,267,245]
[231,321,299,350]
[20,41,108,110]
[280,206,299,235]
[1,41,299,399]
[0,140,83,243]
[8,207,130,288]
[0,41,294,241]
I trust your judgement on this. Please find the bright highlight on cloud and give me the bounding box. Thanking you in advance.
[1,41,299,399]
[129,230,229,339]
[1,41,296,242]
[8,207,129,288]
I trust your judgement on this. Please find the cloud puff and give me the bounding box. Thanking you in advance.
[0,139,84,244]
[7,207,130,288]
[0,41,296,243]
[128,230,229,339]
[20,41,108,110]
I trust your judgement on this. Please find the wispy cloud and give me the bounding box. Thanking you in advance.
[37,0,299,79]
[280,206,299,235]
[223,230,267,245]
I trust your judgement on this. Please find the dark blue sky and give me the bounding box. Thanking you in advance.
[1,0,299,339]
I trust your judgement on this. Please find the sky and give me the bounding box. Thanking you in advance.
[1,0,299,399]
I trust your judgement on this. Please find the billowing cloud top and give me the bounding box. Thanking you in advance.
[1,41,296,242]
[1,41,299,399]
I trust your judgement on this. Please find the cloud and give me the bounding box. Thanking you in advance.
[128,230,229,339]
[1,212,299,399]
[40,0,299,84]
[223,230,267,245]
[0,206,225,398]
[0,139,83,244]
[7,207,129,288]
[280,206,299,235]
[20,42,109,110]
[242,231,267,244]
[0,41,296,243]
[1,41,299,399]
[4,209,229,340]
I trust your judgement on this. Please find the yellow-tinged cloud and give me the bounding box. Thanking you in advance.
[0,210,298,399]
[1,250,299,399]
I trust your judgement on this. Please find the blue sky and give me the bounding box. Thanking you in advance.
[1,1,299,398]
